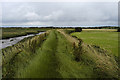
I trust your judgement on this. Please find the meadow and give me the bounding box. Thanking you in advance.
[71,29,118,56]
[1,28,119,79]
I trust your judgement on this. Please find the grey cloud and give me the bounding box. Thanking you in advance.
[2,2,118,26]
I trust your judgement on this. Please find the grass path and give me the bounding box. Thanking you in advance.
[15,30,95,78]
[16,30,61,78]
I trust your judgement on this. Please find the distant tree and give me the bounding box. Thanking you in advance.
[117,28,120,32]
[75,27,82,32]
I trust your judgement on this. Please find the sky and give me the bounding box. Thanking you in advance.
[1,1,118,26]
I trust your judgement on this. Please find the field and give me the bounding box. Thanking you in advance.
[71,29,118,56]
[1,28,119,79]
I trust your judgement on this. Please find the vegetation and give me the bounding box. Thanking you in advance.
[2,32,48,78]
[59,29,119,78]
[71,29,118,56]
[1,27,49,39]
[82,26,119,29]
[1,28,119,79]
[75,27,82,32]
[117,28,120,32]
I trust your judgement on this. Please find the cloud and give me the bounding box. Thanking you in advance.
[25,12,41,21]
[43,10,64,21]
[24,10,64,22]
[1,2,118,26]
[1,0,119,2]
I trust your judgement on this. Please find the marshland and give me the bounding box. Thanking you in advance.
[1,27,119,79]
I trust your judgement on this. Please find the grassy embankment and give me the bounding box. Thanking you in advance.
[60,29,119,78]
[14,30,96,78]
[2,31,49,78]
[71,29,118,56]
[2,29,119,78]
[1,27,48,39]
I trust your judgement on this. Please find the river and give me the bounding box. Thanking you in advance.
[0,32,45,50]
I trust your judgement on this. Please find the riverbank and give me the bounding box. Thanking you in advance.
[2,31,49,78]
[1,32,45,49]
[1,27,48,39]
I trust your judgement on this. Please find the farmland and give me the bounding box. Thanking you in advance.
[1,28,119,79]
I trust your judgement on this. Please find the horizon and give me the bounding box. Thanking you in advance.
[0,25,118,28]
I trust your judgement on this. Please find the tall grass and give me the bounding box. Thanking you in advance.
[2,29,119,78]
[59,29,119,78]
[16,30,95,78]
[2,32,48,78]
[16,30,61,78]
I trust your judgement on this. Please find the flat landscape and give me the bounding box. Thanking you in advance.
[1,2,119,79]
[71,29,118,56]
[1,28,119,78]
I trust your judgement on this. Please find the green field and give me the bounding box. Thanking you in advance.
[1,29,119,78]
[71,29,118,56]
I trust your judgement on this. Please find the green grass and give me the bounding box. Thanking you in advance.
[15,30,97,78]
[1,27,48,39]
[55,31,96,78]
[2,32,48,78]
[16,30,61,78]
[2,29,119,78]
[71,30,118,56]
